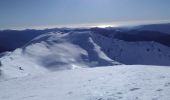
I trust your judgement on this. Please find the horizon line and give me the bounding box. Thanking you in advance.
[1,19,170,31]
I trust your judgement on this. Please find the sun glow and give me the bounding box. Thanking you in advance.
[95,24,118,28]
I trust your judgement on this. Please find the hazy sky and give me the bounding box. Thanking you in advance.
[0,0,170,29]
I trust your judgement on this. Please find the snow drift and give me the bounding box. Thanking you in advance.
[1,65,170,100]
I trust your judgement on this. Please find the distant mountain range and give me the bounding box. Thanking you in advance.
[0,23,170,53]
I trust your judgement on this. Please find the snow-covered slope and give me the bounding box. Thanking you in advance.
[0,31,118,79]
[23,31,118,68]
[100,40,170,65]
[1,26,170,100]
[1,30,170,79]
[1,65,170,100]
[133,23,170,34]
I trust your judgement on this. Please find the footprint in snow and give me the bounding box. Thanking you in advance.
[152,98,158,100]
[159,76,166,79]
[164,82,170,87]
[129,88,140,91]
[96,97,116,100]
[88,79,92,82]
[116,92,123,95]
[67,91,73,95]
[156,89,163,92]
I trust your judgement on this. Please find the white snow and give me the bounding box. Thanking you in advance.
[1,30,170,79]
[0,31,120,79]
[1,29,170,100]
[1,65,170,100]
[88,37,114,63]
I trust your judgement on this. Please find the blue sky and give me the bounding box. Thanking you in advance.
[0,0,170,29]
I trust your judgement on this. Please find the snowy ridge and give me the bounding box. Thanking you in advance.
[133,23,170,34]
[0,31,119,79]
[1,29,170,79]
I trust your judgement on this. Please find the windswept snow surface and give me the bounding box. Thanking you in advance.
[1,65,170,100]
[0,31,120,79]
[1,30,170,79]
[1,27,170,100]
